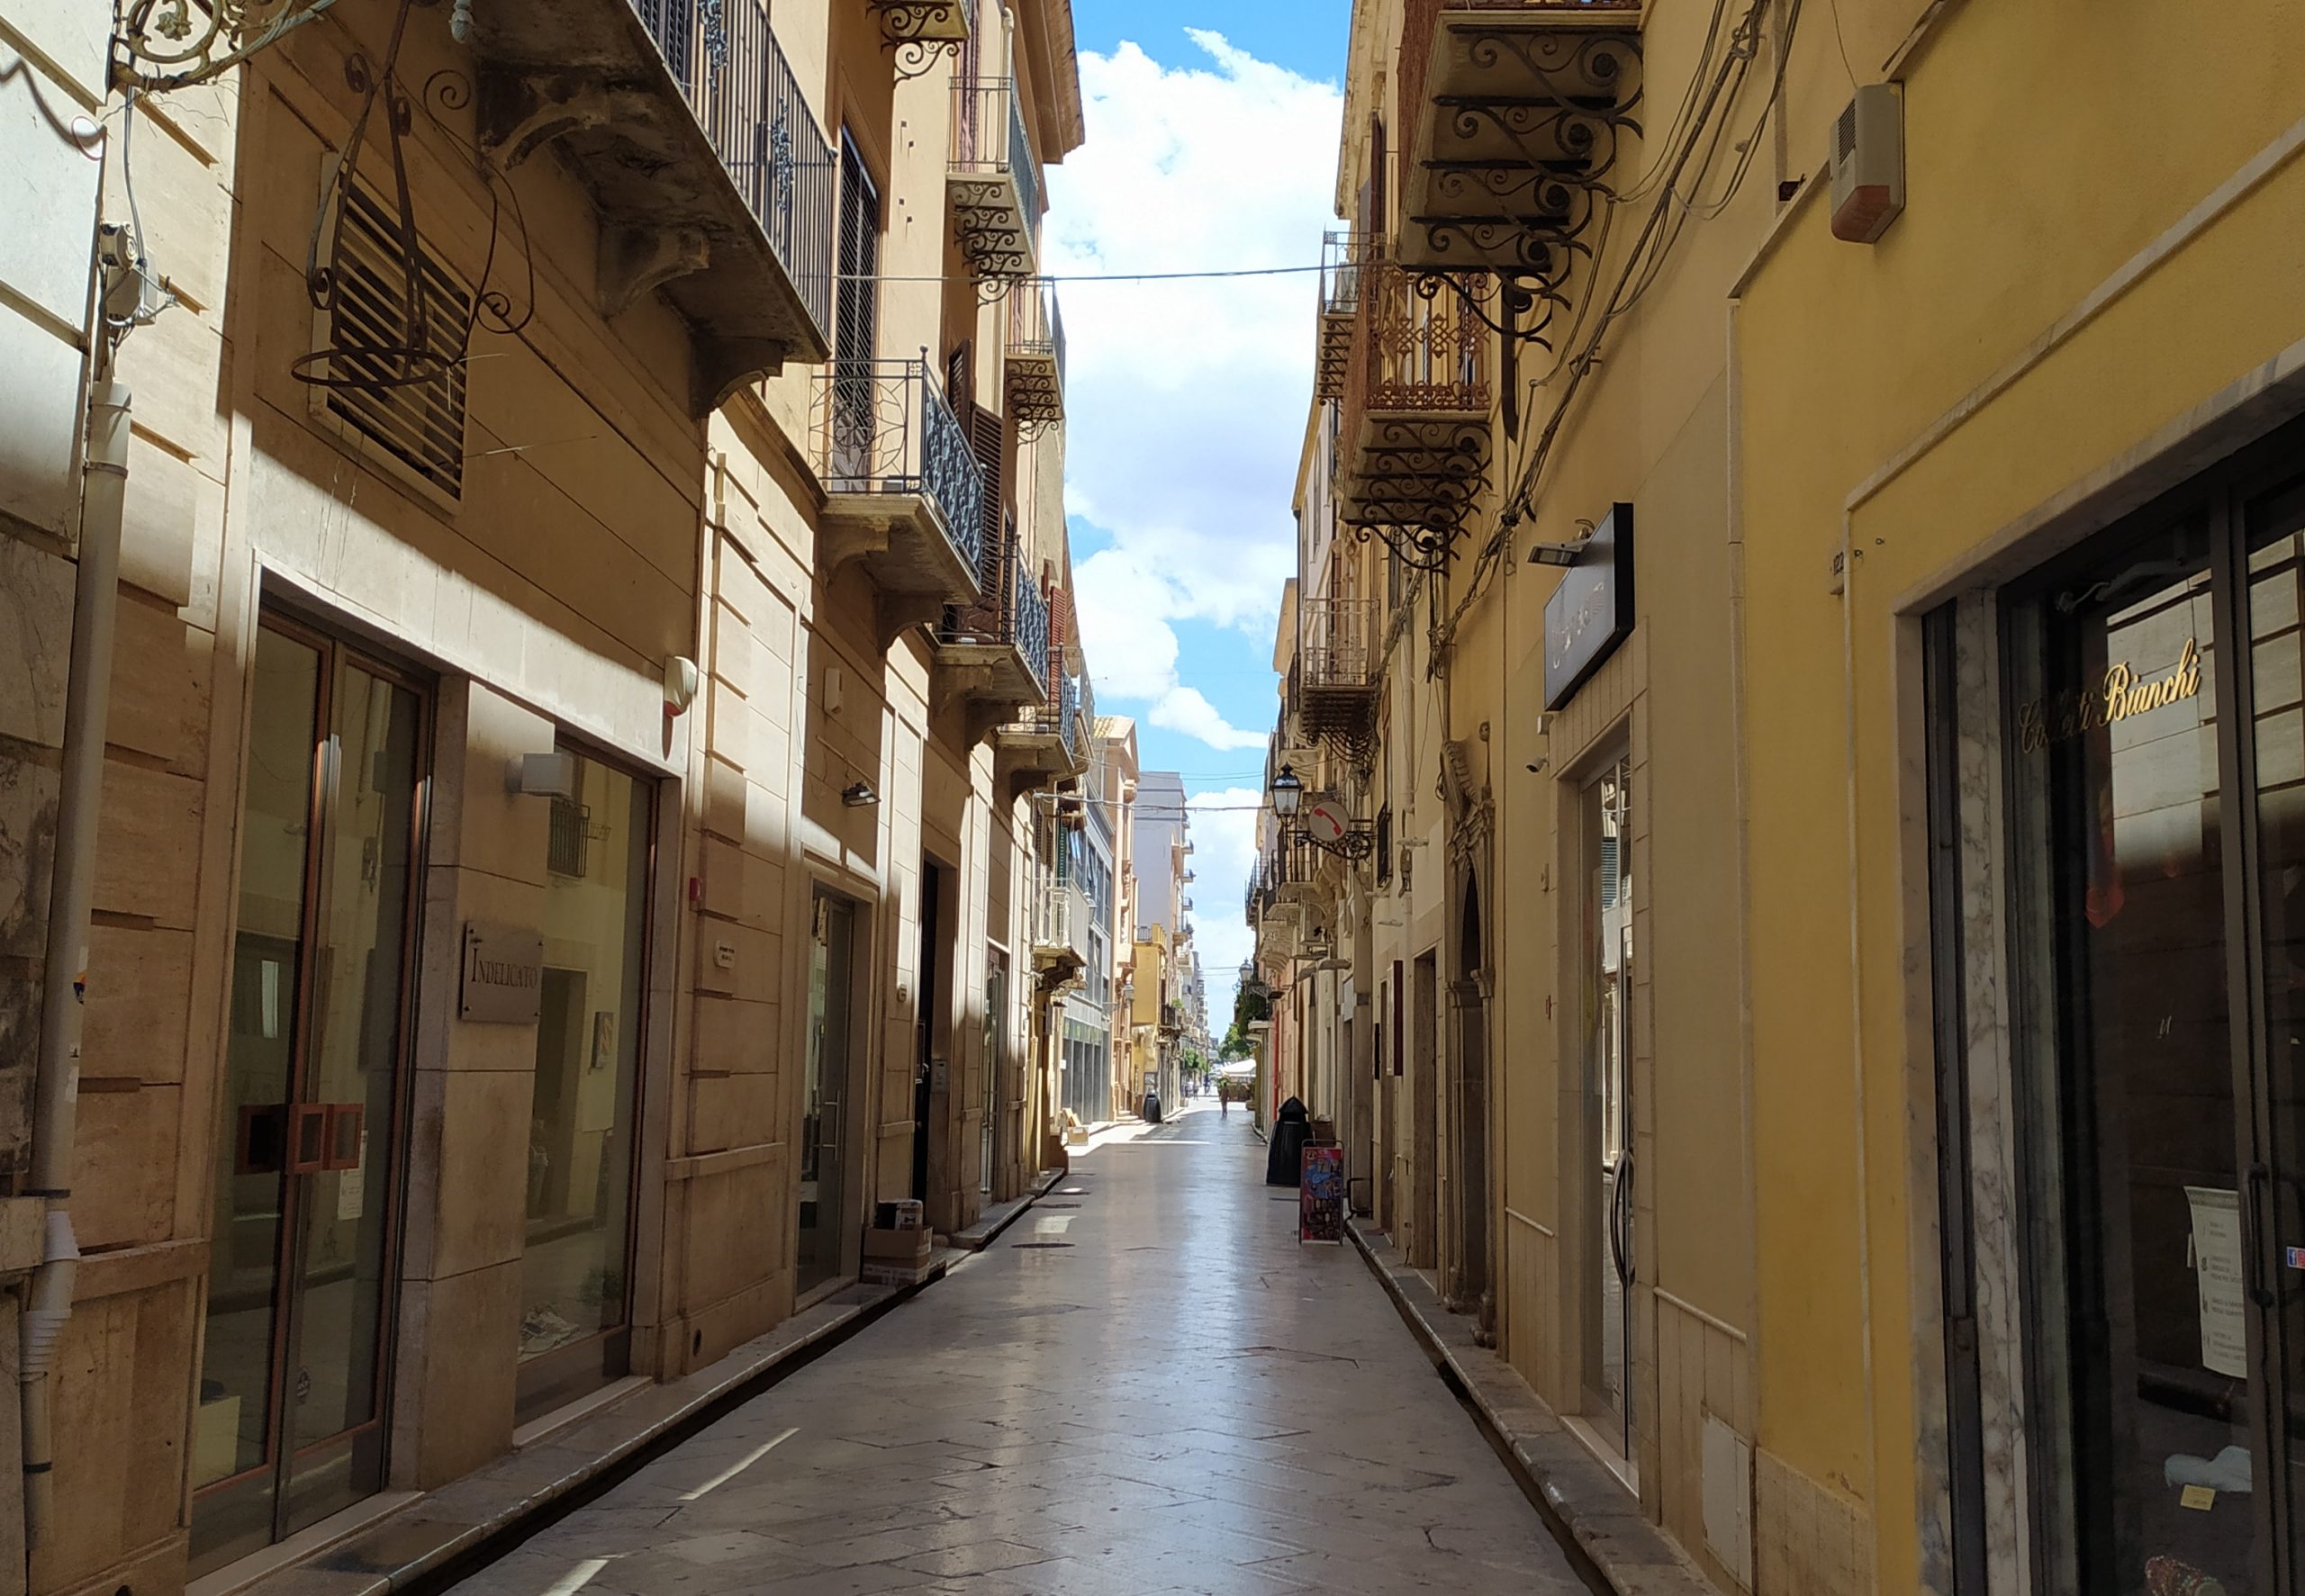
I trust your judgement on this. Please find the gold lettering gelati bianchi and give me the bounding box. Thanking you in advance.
[2018,638,2202,753]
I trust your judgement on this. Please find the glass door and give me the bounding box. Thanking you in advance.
[194,620,426,1573]
[1579,755,1635,1464]
[2001,428,2305,1596]
[982,956,1007,1195]
[2245,467,2305,1596]
[517,751,653,1420]
[798,889,858,1294]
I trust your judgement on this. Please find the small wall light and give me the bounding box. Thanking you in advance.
[664,655,700,717]
[842,780,879,808]
[1527,541,1586,567]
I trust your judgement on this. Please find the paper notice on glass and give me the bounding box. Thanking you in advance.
[2185,1185,2248,1379]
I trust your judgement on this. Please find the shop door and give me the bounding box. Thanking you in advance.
[798,889,858,1294]
[2005,437,2305,1596]
[194,622,426,1573]
[517,751,653,1420]
[1579,756,1635,1465]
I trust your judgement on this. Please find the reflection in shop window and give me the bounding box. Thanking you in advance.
[521,753,651,1366]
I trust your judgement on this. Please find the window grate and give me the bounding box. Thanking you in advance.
[319,182,472,499]
[548,798,590,879]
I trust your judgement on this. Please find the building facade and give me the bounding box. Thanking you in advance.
[1249,1,2305,1592]
[0,1,1094,1591]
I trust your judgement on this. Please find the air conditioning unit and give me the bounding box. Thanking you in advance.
[1829,83,1904,243]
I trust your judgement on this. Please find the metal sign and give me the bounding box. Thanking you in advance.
[460,922,543,1023]
[1543,503,1636,711]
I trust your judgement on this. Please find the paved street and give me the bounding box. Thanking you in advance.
[448,1104,1587,1596]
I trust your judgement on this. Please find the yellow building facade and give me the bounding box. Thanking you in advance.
[1253,1,2305,1591]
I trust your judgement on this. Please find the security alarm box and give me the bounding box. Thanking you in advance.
[1830,83,1904,243]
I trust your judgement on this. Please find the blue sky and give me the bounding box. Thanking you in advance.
[1043,5,1350,1008]
[1071,0,1350,85]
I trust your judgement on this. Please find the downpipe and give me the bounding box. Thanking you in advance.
[22,379,130,1550]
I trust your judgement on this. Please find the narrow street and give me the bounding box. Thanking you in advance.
[447,1105,1586,1596]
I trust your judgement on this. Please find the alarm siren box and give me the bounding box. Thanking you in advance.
[1829,83,1904,244]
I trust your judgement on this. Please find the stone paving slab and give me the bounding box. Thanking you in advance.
[1344,1220,1717,1596]
[425,1108,1590,1596]
[208,1260,970,1596]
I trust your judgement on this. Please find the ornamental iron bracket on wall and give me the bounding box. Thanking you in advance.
[868,0,971,81]
[114,0,347,91]
[1397,13,1643,348]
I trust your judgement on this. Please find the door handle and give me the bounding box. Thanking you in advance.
[1611,1153,1637,1288]
[2247,1162,2275,1309]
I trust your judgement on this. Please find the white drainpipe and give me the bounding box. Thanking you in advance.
[22,377,131,1549]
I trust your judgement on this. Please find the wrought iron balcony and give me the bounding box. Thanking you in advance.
[1298,597,1379,760]
[466,0,835,414]
[999,662,1090,787]
[1337,257,1495,571]
[813,358,986,645]
[1006,279,1067,436]
[936,538,1053,739]
[950,77,1042,286]
[1397,1,1643,344]
[1316,231,1369,401]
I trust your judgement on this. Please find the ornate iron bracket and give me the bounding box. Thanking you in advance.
[1356,521,1461,573]
[1295,825,1376,862]
[868,2,970,82]
[115,0,345,92]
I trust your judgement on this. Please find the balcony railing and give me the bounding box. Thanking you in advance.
[1316,231,1369,401]
[813,357,984,569]
[632,0,835,342]
[1336,258,1495,566]
[1301,598,1378,692]
[950,77,1040,282]
[1006,278,1066,432]
[1035,875,1092,960]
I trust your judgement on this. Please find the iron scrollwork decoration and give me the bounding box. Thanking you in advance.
[1406,23,1643,347]
[115,0,345,92]
[1297,820,1375,862]
[292,0,536,395]
[869,1,970,82]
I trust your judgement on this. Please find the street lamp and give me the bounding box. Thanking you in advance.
[1267,762,1371,861]
[1270,763,1304,819]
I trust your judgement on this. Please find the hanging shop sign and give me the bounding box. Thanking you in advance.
[2016,638,2202,753]
[461,921,544,1023]
[1544,503,1636,711]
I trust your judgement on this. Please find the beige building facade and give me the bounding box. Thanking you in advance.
[0,1,1091,1592]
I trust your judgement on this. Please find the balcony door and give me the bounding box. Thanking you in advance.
[828,131,881,490]
[194,619,426,1573]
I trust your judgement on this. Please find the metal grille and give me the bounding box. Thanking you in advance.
[814,359,984,570]
[321,182,471,498]
[548,798,590,878]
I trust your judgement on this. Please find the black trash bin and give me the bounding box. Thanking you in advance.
[1142,1091,1163,1123]
[1266,1096,1311,1186]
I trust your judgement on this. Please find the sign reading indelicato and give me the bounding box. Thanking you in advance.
[461,921,544,1023]
[2018,638,2203,753]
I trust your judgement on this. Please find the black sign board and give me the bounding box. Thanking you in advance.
[1543,503,1635,711]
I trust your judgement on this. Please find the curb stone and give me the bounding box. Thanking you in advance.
[1346,1218,1722,1596]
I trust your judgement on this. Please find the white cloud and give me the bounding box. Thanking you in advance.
[1149,686,1269,752]
[1048,32,1337,728]
[1184,786,1264,1028]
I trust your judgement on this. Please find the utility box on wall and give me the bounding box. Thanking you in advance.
[1830,83,1906,243]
